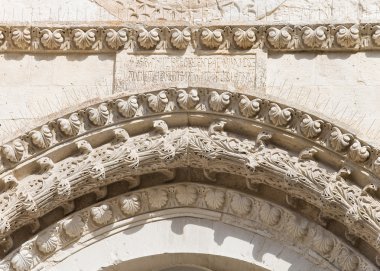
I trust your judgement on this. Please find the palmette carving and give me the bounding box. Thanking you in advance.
[36,229,58,254]
[147,91,169,112]
[300,114,323,138]
[336,25,359,48]
[170,28,191,49]
[137,28,160,49]
[40,29,64,49]
[148,189,168,209]
[87,103,110,126]
[268,103,293,126]
[329,127,352,151]
[72,29,96,49]
[239,95,260,117]
[259,203,281,226]
[29,125,53,149]
[177,89,199,109]
[2,140,25,163]
[176,185,197,205]
[119,195,140,215]
[267,26,292,49]
[205,189,224,209]
[0,30,4,45]
[313,230,335,255]
[11,28,31,49]
[105,28,128,49]
[10,249,33,271]
[337,248,359,271]
[301,26,327,48]
[233,27,256,49]
[209,91,231,112]
[90,204,112,225]
[200,28,223,49]
[116,96,139,118]
[62,215,84,238]
[348,140,370,162]
[57,113,81,136]
[230,194,251,215]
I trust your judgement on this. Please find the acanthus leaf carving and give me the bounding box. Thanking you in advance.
[116,96,139,118]
[72,28,97,49]
[301,26,327,48]
[233,27,256,49]
[239,95,261,117]
[40,28,64,49]
[86,103,110,126]
[300,114,323,138]
[28,125,53,149]
[170,28,191,49]
[329,127,352,152]
[1,140,26,163]
[57,113,82,136]
[137,28,160,49]
[11,28,31,49]
[268,103,293,126]
[336,25,360,48]
[90,204,113,225]
[177,89,199,110]
[119,195,141,216]
[200,28,223,49]
[147,91,169,112]
[105,28,128,49]
[267,26,293,49]
[209,91,231,112]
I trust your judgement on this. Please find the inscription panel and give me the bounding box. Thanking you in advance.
[115,53,257,93]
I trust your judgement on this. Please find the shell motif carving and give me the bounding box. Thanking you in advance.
[11,28,31,49]
[200,28,223,49]
[267,26,292,49]
[116,96,139,118]
[36,230,59,254]
[209,91,231,112]
[335,25,359,48]
[287,218,308,240]
[230,194,251,215]
[313,231,334,255]
[348,139,370,162]
[148,189,168,209]
[329,127,352,151]
[119,195,141,215]
[2,140,25,163]
[72,28,96,49]
[137,28,160,49]
[90,204,113,225]
[300,114,323,138]
[87,103,110,126]
[57,113,81,136]
[105,28,128,49]
[29,125,53,149]
[147,91,169,113]
[268,103,293,126]
[371,25,380,46]
[10,249,33,271]
[176,185,197,205]
[40,29,64,49]
[239,95,261,117]
[205,189,225,210]
[170,28,191,49]
[259,203,281,226]
[62,215,85,238]
[301,26,327,48]
[177,89,199,110]
[233,27,256,49]
[337,248,359,271]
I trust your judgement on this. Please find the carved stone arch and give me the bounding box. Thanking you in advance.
[0,88,379,270]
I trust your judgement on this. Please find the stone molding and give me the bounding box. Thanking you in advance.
[1,23,380,52]
[0,183,376,271]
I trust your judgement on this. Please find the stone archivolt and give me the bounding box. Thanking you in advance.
[1,23,380,52]
[0,88,380,268]
[0,183,377,271]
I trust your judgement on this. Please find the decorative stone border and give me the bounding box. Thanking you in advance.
[0,183,376,271]
[0,23,380,52]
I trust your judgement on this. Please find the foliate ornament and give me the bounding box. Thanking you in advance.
[29,125,53,149]
[205,189,225,210]
[335,25,359,48]
[148,189,168,209]
[40,28,64,49]
[209,91,231,112]
[0,30,4,45]
[233,27,256,49]
[337,248,359,271]
[301,26,327,48]
[300,114,323,138]
[72,28,96,49]
[2,140,25,163]
[36,229,59,254]
[119,195,141,215]
[175,185,197,205]
[239,95,261,117]
[11,28,31,49]
[374,157,380,175]
[147,91,169,112]
[259,203,281,226]
[18,191,38,213]
[62,215,85,238]
[177,89,199,109]
[116,96,139,118]
[105,28,128,49]
[230,194,251,215]
[200,28,223,49]
[267,26,293,49]
[170,28,191,49]
[348,139,370,162]
[371,25,380,46]
[313,230,335,255]
[287,217,308,240]
[87,103,110,126]
[268,103,293,126]
[10,249,33,271]
[90,204,113,225]
[57,178,71,198]
[57,113,81,136]
[329,127,352,151]
[89,163,106,180]
[137,28,160,49]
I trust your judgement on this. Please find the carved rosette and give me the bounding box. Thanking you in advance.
[200,28,223,49]
[300,114,323,138]
[119,195,141,215]
[239,95,261,117]
[72,29,96,49]
[2,140,26,163]
[137,28,160,49]
[86,103,110,126]
[10,249,33,271]
[233,27,256,49]
[372,25,380,46]
[29,125,53,149]
[209,91,231,112]
[301,26,327,48]
[90,204,113,225]
[148,189,168,209]
[147,91,169,112]
[177,89,199,110]
[329,127,352,151]
[230,194,251,215]
[176,185,197,205]
[267,26,292,49]
[268,103,293,126]
[259,203,281,226]
[348,140,370,162]
[11,28,31,49]
[40,29,64,49]
[105,28,128,49]
[205,189,225,210]
[170,28,191,49]
[116,96,139,118]
[57,113,81,136]
[62,215,85,238]
[36,229,59,254]
[335,25,359,48]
